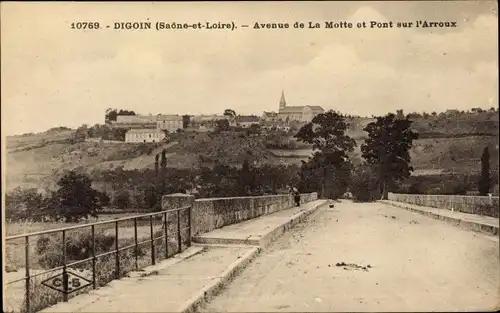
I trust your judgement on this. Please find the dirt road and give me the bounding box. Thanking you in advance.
[201,200,499,312]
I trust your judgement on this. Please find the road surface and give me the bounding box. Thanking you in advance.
[201,200,499,312]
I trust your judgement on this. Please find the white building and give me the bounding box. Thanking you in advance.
[125,129,166,143]
[157,115,183,133]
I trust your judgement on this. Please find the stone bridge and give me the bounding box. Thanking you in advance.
[38,192,499,312]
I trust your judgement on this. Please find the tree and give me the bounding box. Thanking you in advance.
[5,187,46,221]
[361,113,419,199]
[114,190,131,210]
[294,111,356,198]
[49,171,104,222]
[160,149,168,169]
[215,119,230,131]
[155,153,160,173]
[224,109,236,117]
[97,192,110,209]
[349,163,381,202]
[105,109,118,123]
[478,146,491,196]
[182,115,191,128]
[239,159,256,195]
[75,124,89,141]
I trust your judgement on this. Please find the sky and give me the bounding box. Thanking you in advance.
[1,1,498,135]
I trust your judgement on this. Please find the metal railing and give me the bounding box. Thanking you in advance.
[5,205,192,313]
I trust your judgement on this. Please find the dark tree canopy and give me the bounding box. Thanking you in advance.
[160,149,168,169]
[215,119,230,131]
[295,111,356,164]
[478,146,491,196]
[105,109,137,123]
[49,171,106,222]
[294,111,356,198]
[224,109,236,117]
[361,113,419,199]
[182,115,191,128]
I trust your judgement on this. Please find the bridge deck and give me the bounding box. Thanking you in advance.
[193,199,327,246]
[39,200,326,313]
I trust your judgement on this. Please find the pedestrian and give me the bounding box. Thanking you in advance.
[293,187,301,206]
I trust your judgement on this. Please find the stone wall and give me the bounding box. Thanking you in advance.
[162,192,318,236]
[387,193,500,218]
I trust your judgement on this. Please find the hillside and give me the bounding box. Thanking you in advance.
[5,113,499,192]
[4,130,284,191]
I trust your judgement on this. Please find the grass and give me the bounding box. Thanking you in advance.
[4,211,191,313]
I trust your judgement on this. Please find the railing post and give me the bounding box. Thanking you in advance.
[150,215,156,265]
[62,230,69,302]
[115,221,120,279]
[164,212,168,258]
[187,206,192,247]
[134,218,138,270]
[91,225,96,289]
[25,236,30,313]
[177,210,182,253]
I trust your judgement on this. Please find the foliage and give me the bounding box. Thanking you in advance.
[182,115,191,128]
[113,190,131,210]
[295,111,356,199]
[48,171,107,222]
[105,108,137,123]
[478,146,491,195]
[361,113,419,199]
[36,230,116,269]
[160,149,167,169]
[224,109,236,117]
[349,163,381,202]
[254,164,300,194]
[298,158,322,193]
[5,187,46,222]
[247,124,262,135]
[78,123,130,141]
[239,159,256,195]
[215,119,230,132]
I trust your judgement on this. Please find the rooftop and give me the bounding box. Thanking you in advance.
[279,105,325,113]
[126,129,165,134]
[157,114,183,121]
[236,115,260,123]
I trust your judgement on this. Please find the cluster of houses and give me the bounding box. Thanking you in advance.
[115,91,325,143]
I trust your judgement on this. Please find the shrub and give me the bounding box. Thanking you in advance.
[36,230,115,269]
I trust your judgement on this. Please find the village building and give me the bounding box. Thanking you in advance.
[125,129,166,143]
[156,114,183,133]
[261,111,279,122]
[113,115,157,128]
[277,91,325,123]
[236,115,260,128]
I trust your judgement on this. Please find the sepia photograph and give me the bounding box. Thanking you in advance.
[1,1,499,312]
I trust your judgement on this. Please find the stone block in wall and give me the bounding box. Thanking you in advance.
[161,193,195,235]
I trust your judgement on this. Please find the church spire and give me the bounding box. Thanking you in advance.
[279,90,286,110]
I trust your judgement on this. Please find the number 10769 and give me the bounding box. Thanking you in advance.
[71,22,100,29]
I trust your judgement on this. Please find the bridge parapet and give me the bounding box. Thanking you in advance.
[162,192,318,236]
[388,193,499,218]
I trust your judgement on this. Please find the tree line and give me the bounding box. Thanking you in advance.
[7,110,495,223]
[295,111,419,201]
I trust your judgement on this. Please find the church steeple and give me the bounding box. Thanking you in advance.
[279,90,286,110]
